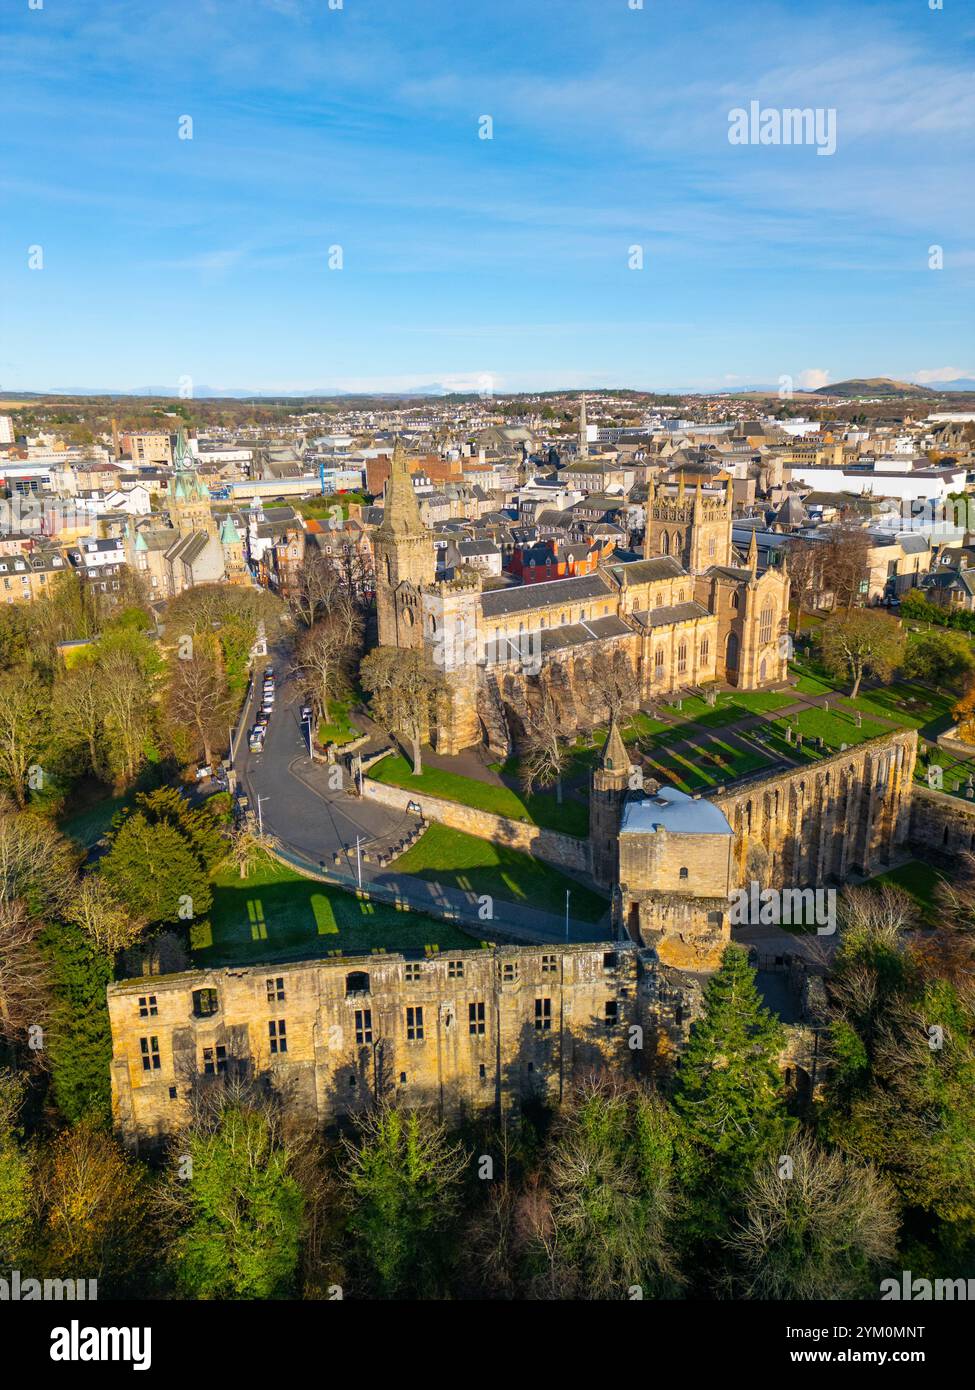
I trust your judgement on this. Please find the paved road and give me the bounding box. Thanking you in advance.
[234,653,412,872]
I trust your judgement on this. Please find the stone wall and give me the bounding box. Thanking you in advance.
[108,942,700,1153]
[909,784,975,861]
[711,729,917,887]
[361,776,592,874]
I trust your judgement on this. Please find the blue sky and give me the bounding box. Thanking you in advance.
[1,0,973,394]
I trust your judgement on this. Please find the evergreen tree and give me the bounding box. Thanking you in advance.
[100,812,213,925]
[164,1093,304,1300]
[342,1104,468,1297]
[41,920,113,1124]
[674,945,788,1238]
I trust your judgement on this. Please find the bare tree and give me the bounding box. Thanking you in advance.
[521,688,571,803]
[67,876,146,957]
[820,608,904,698]
[360,647,443,776]
[166,643,232,768]
[822,523,872,611]
[783,536,824,632]
[292,617,351,725]
[99,648,153,785]
[0,900,50,1054]
[53,660,104,779]
[586,647,640,725]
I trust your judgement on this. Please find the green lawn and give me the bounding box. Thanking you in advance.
[318,694,359,746]
[871,860,945,917]
[369,754,590,837]
[391,822,609,923]
[196,854,479,966]
[59,790,135,849]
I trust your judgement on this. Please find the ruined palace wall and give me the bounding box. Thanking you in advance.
[108,943,698,1153]
[909,785,975,861]
[711,729,917,888]
[361,777,592,873]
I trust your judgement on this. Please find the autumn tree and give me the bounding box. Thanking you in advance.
[904,628,975,691]
[360,647,444,776]
[820,608,905,698]
[0,665,50,808]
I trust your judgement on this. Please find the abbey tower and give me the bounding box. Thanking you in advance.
[372,437,437,649]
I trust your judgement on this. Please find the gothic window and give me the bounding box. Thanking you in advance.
[660,532,669,555]
[709,536,716,557]
[654,647,665,679]
[677,642,687,675]
[656,592,663,606]
[726,631,740,669]
[677,589,685,602]
[674,531,683,553]
[731,591,740,610]
[700,636,710,665]
[385,554,392,585]
[760,606,773,644]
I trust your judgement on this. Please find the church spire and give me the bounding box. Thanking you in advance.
[747,528,759,576]
[578,393,589,459]
[600,713,628,774]
[377,435,425,537]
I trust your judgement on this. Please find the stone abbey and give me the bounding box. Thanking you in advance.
[371,438,791,755]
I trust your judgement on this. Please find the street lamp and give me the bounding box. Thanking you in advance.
[355,835,363,889]
[256,794,270,837]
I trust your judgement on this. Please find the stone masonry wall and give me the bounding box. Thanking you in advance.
[108,942,699,1154]
[909,784,975,861]
[361,777,592,874]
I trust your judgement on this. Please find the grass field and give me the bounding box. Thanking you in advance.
[369,754,590,837]
[391,822,609,923]
[871,860,945,916]
[59,790,135,848]
[195,854,479,966]
[318,694,359,746]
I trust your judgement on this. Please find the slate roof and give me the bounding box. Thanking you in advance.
[631,600,710,629]
[480,570,614,618]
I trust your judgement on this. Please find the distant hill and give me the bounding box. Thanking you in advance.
[801,377,937,399]
[922,378,975,393]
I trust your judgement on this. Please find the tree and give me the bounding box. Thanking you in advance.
[360,647,444,776]
[537,1078,681,1299]
[99,813,213,926]
[342,1104,468,1298]
[162,1087,304,1299]
[0,665,50,808]
[724,1135,898,1299]
[165,639,232,768]
[903,629,975,690]
[586,648,640,726]
[0,1070,34,1265]
[41,920,114,1124]
[822,523,871,610]
[293,616,350,725]
[67,875,146,957]
[37,1118,154,1293]
[783,537,824,632]
[52,659,104,780]
[521,687,571,803]
[97,636,159,786]
[820,608,905,698]
[673,945,788,1232]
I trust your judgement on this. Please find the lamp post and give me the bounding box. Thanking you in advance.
[256,795,269,837]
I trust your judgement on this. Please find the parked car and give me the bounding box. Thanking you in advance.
[248,735,264,753]
[263,666,274,680]
[300,705,313,721]
[256,712,270,727]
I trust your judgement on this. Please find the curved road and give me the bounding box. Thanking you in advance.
[234,653,413,875]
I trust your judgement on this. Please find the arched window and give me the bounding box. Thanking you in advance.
[660,532,669,555]
[677,641,687,675]
[654,646,665,680]
[708,536,716,557]
[731,591,740,611]
[679,867,689,880]
[726,631,740,669]
[385,554,393,585]
[700,635,710,665]
[760,606,773,644]
[673,531,683,554]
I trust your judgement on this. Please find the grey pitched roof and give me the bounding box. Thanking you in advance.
[631,600,710,629]
[608,556,685,586]
[480,571,614,618]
